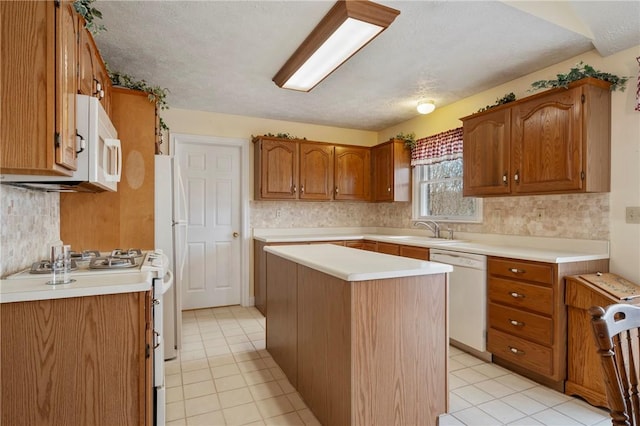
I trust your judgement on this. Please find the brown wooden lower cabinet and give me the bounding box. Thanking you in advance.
[0,292,152,426]
[399,245,429,260]
[487,256,608,391]
[565,273,640,408]
[376,241,400,255]
[265,253,448,425]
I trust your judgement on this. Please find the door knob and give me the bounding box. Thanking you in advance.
[233,232,239,238]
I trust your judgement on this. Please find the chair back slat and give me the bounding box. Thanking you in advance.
[591,304,640,426]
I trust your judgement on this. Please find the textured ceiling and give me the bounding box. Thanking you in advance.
[94,1,640,131]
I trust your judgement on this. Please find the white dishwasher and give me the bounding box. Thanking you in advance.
[430,248,491,360]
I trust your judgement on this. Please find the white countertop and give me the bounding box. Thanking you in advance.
[264,244,452,281]
[0,272,152,303]
[254,229,609,264]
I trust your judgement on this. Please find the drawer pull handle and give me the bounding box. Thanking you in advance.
[509,292,525,298]
[509,319,524,327]
[509,268,525,274]
[509,346,525,355]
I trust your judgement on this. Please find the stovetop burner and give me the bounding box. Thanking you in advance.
[30,260,78,274]
[111,248,143,258]
[90,256,137,269]
[70,250,101,260]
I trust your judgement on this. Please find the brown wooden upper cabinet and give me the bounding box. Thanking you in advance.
[461,78,611,197]
[254,137,335,201]
[299,142,334,200]
[334,145,371,201]
[371,139,411,202]
[255,136,373,201]
[1,0,78,175]
[254,137,300,200]
[78,19,112,116]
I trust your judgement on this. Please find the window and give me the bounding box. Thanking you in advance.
[412,159,482,222]
[410,127,482,223]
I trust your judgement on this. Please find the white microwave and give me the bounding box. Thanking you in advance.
[1,95,122,192]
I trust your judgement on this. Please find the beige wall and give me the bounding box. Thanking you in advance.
[162,46,640,283]
[163,109,378,147]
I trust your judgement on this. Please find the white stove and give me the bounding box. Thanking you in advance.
[7,249,153,280]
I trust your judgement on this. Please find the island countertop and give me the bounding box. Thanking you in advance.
[264,244,452,281]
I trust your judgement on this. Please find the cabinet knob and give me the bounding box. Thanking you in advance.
[387,187,391,192]
[335,187,339,195]
[300,185,305,194]
[509,319,524,327]
[509,292,525,299]
[509,268,525,274]
[514,170,520,183]
[291,185,297,194]
[502,172,508,185]
[233,232,239,238]
[508,346,525,355]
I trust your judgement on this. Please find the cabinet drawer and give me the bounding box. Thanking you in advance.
[489,303,553,346]
[489,258,553,285]
[377,242,400,255]
[488,328,553,376]
[489,278,553,315]
[399,245,429,260]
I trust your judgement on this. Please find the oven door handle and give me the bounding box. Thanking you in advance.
[153,330,161,349]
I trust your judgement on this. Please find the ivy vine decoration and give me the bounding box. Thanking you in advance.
[530,62,629,92]
[108,69,170,131]
[73,0,106,35]
[260,133,307,140]
[393,132,416,150]
[477,92,516,113]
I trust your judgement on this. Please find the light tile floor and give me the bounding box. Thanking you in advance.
[165,306,611,426]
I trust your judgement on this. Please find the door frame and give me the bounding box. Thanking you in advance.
[170,132,251,307]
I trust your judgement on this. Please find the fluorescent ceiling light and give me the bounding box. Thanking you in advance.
[273,1,400,92]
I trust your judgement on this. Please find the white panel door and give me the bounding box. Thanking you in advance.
[176,141,241,309]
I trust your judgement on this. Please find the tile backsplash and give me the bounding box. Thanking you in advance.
[0,186,60,277]
[0,188,608,277]
[251,192,609,240]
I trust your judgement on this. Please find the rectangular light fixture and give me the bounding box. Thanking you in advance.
[273,0,400,92]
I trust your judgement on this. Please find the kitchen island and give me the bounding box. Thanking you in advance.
[264,244,452,426]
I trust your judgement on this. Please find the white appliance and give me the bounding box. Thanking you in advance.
[430,248,491,360]
[143,252,173,426]
[1,94,122,192]
[155,155,187,360]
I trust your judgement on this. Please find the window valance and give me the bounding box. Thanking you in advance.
[411,127,463,166]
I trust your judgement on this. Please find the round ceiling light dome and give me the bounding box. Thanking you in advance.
[417,100,436,115]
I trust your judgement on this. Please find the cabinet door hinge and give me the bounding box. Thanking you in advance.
[54,132,61,148]
[581,171,585,180]
[54,0,60,7]
[581,94,585,104]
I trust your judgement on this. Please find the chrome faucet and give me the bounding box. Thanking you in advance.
[414,220,441,238]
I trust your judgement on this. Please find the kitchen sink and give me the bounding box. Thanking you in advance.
[376,235,466,244]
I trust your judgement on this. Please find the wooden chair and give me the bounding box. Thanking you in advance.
[591,304,640,426]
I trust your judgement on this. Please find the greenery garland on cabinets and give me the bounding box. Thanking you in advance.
[394,132,416,150]
[477,93,516,113]
[530,62,629,92]
[73,0,105,34]
[108,69,170,132]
